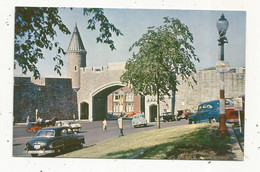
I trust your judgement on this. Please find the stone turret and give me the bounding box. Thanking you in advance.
[66,24,87,90]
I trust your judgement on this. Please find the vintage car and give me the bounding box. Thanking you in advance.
[160,112,176,122]
[57,121,82,133]
[26,117,58,133]
[126,110,140,117]
[188,99,239,124]
[132,114,148,128]
[24,126,85,157]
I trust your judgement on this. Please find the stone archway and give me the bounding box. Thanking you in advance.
[80,102,89,119]
[149,104,157,122]
[91,83,125,121]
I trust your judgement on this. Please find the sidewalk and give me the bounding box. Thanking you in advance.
[226,123,244,160]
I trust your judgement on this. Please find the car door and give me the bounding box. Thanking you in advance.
[201,104,211,121]
[61,128,72,148]
[198,104,208,121]
[197,105,203,121]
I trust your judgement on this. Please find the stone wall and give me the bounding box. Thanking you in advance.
[144,68,245,121]
[175,68,245,113]
[13,67,245,123]
[14,77,78,123]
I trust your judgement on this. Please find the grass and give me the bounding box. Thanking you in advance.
[59,123,233,160]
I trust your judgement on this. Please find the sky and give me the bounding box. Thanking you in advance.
[14,8,246,78]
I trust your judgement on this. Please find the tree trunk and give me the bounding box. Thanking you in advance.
[171,90,176,117]
[157,88,160,129]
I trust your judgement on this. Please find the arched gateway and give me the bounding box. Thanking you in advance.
[66,24,126,121]
[76,66,127,121]
[67,24,171,121]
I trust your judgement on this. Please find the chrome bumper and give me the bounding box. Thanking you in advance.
[24,149,55,154]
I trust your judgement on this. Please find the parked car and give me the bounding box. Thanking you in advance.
[126,110,140,117]
[188,99,239,124]
[176,109,193,120]
[56,121,82,133]
[161,112,176,122]
[24,126,85,157]
[132,114,148,128]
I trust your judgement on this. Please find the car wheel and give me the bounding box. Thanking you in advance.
[188,119,192,124]
[79,142,83,149]
[31,154,38,157]
[54,148,60,155]
[209,118,216,123]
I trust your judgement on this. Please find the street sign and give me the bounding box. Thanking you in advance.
[216,61,230,73]
[233,97,243,132]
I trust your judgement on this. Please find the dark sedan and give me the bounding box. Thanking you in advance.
[24,126,85,157]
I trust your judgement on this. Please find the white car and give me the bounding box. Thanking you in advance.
[132,114,148,128]
[57,121,82,133]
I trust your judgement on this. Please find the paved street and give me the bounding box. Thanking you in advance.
[13,119,188,157]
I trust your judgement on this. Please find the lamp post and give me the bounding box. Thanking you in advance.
[118,89,124,113]
[216,14,229,136]
[36,87,41,122]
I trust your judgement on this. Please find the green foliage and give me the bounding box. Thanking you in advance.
[203,67,216,70]
[121,17,199,101]
[15,7,123,78]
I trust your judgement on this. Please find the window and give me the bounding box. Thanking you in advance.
[126,102,133,112]
[126,92,134,102]
[36,130,54,137]
[113,93,120,101]
[61,129,68,136]
[206,104,213,109]
[113,102,120,112]
[74,65,78,72]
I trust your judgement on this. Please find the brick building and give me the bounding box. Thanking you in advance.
[107,87,142,115]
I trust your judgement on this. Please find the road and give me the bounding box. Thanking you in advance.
[13,119,188,157]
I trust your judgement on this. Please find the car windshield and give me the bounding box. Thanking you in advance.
[36,130,55,137]
[134,114,144,118]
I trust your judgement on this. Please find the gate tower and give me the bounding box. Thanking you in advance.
[66,24,87,90]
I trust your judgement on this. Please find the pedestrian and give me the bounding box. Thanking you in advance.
[37,116,43,125]
[26,115,30,123]
[118,114,124,136]
[102,118,107,132]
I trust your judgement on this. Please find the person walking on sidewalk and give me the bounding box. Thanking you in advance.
[26,115,30,123]
[102,118,107,132]
[118,114,124,136]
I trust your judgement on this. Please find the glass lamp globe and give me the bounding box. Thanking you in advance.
[216,13,229,34]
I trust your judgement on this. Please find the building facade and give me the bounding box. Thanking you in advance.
[107,87,142,116]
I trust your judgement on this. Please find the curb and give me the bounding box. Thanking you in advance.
[226,123,244,160]
[13,119,88,127]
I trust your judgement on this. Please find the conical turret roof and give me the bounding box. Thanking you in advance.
[67,24,86,53]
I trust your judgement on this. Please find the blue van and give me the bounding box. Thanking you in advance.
[188,100,233,124]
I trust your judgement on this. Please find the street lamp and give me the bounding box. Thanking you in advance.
[216,13,229,136]
[36,87,41,122]
[118,89,124,113]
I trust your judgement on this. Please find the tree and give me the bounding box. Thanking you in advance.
[120,17,199,128]
[15,7,123,78]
